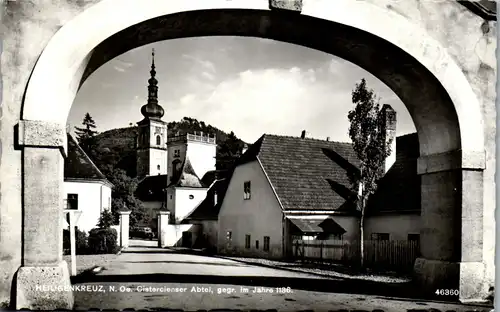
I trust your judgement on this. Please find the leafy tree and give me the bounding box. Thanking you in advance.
[216,131,244,171]
[97,210,114,228]
[347,78,394,269]
[75,112,99,155]
[107,168,149,227]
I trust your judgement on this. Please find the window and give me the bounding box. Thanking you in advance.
[170,195,173,200]
[263,236,270,251]
[157,165,161,171]
[67,194,78,210]
[156,135,161,146]
[226,231,232,241]
[189,194,194,200]
[255,240,259,249]
[245,235,251,249]
[174,149,180,158]
[408,234,420,244]
[371,233,390,241]
[243,181,251,200]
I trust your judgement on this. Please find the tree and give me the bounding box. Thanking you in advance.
[216,131,244,171]
[347,78,394,270]
[107,168,149,227]
[75,112,99,155]
[97,210,114,228]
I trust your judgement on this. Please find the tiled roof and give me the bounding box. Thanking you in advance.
[241,133,419,213]
[64,134,111,185]
[168,157,205,188]
[183,178,230,221]
[367,133,420,214]
[201,170,230,187]
[242,134,360,212]
[135,174,169,202]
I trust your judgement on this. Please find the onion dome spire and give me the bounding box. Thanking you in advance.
[140,48,165,120]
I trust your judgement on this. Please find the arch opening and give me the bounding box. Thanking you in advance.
[78,9,461,157]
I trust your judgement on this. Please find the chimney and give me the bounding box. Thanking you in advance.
[326,137,330,141]
[379,104,397,174]
[300,130,306,139]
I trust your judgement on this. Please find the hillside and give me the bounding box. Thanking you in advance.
[90,117,246,178]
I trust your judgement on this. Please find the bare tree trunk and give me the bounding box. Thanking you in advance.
[360,204,365,270]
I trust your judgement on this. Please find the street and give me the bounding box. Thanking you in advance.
[71,240,492,311]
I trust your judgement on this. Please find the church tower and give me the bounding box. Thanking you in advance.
[136,49,168,179]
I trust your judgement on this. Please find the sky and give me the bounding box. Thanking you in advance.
[70,36,416,144]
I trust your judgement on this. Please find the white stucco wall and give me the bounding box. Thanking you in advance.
[63,180,112,233]
[174,188,207,222]
[218,160,283,259]
[149,120,168,175]
[149,148,168,176]
[166,139,216,180]
[365,214,421,241]
[163,224,199,247]
[185,141,216,180]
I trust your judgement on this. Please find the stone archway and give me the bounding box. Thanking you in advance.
[14,0,493,309]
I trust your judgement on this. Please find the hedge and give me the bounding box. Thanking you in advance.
[88,227,119,254]
[62,228,88,255]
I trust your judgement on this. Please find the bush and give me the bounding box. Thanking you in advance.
[87,227,119,254]
[63,228,88,255]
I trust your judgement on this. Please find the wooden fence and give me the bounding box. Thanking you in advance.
[293,239,420,272]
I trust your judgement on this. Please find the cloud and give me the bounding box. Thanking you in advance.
[112,59,134,73]
[182,54,216,73]
[201,71,215,81]
[172,61,414,144]
[180,94,197,105]
[113,66,126,72]
[176,67,330,142]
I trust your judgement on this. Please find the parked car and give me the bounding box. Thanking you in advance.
[130,226,154,240]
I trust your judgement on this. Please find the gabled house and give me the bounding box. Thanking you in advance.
[217,106,421,259]
[365,132,421,242]
[64,134,114,233]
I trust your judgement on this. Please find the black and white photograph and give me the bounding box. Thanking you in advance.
[0,0,498,311]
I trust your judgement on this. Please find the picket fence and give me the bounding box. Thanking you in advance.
[293,239,420,271]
